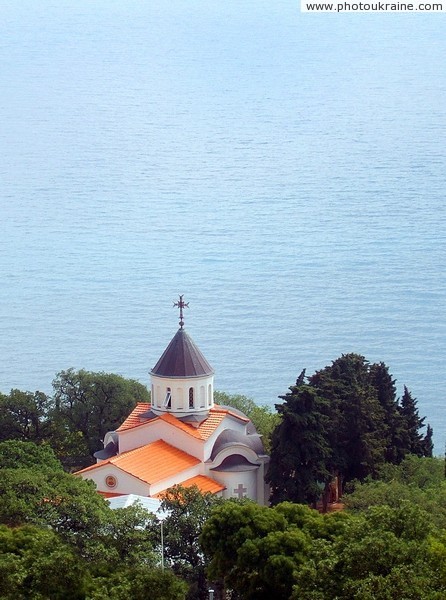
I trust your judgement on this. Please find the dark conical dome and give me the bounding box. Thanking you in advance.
[151,328,214,378]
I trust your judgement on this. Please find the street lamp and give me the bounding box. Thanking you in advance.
[208,589,214,600]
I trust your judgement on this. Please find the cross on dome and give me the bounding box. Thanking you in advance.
[173,294,189,329]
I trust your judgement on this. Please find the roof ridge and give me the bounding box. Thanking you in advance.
[212,405,250,422]
[159,413,204,439]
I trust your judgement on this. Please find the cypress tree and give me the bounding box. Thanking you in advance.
[369,362,406,464]
[399,386,426,457]
[423,424,434,458]
[267,383,332,506]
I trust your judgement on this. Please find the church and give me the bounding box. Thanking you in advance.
[76,297,269,504]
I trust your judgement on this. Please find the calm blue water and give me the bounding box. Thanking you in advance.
[1,1,445,450]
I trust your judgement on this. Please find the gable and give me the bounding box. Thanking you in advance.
[76,440,200,485]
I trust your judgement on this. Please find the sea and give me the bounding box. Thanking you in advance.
[1,0,445,451]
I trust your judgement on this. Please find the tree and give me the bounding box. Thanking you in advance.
[0,524,88,600]
[399,386,428,457]
[423,424,434,458]
[0,441,113,560]
[268,354,433,505]
[88,565,188,600]
[266,385,332,506]
[309,354,388,483]
[0,389,51,443]
[51,369,150,467]
[158,485,222,600]
[201,501,347,600]
[0,523,186,600]
[369,362,407,463]
[201,500,290,599]
[342,456,446,530]
[97,503,158,567]
[292,503,441,600]
[0,439,63,473]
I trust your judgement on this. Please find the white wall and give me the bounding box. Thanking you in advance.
[215,470,258,502]
[78,465,150,496]
[151,373,214,415]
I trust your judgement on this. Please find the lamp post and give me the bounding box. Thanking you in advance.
[160,519,164,570]
[208,589,214,600]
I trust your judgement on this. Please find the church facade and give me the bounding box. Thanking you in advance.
[76,298,269,504]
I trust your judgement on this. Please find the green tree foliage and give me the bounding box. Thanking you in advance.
[309,354,389,482]
[267,385,332,506]
[399,385,429,456]
[268,354,432,504]
[0,439,63,472]
[369,362,407,463]
[97,503,158,567]
[0,524,88,600]
[0,371,151,470]
[424,423,434,457]
[0,389,51,443]
[88,565,188,600]
[214,391,279,454]
[291,503,443,600]
[158,485,223,600]
[343,456,446,529]
[202,495,446,600]
[0,441,112,558]
[51,369,150,467]
[0,440,188,598]
[201,500,351,600]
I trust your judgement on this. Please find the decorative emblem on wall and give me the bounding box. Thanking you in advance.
[105,475,117,488]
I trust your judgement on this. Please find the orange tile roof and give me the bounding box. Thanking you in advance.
[117,403,151,431]
[158,412,203,439]
[156,475,226,498]
[76,440,200,485]
[196,408,228,440]
[181,475,226,494]
[115,403,249,440]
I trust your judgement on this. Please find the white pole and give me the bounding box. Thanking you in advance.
[160,520,164,570]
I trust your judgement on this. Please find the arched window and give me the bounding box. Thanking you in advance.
[164,387,172,409]
[189,387,194,408]
[208,384,212,406]
[177,387,184,409]
[200,386,205,408]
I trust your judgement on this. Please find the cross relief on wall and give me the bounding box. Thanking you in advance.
[233,483,247,499]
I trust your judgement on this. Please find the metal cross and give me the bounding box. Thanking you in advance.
[233,483,247,499]
[173,295,189,328]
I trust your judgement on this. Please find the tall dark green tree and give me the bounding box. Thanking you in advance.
[309,354,387,483]
[369,362,407,463]
[399,386,427,457]
[267,384,332,506]
[423,424,434,458]
[268,354,432,505]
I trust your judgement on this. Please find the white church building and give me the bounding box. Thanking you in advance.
[76,297,269,504]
